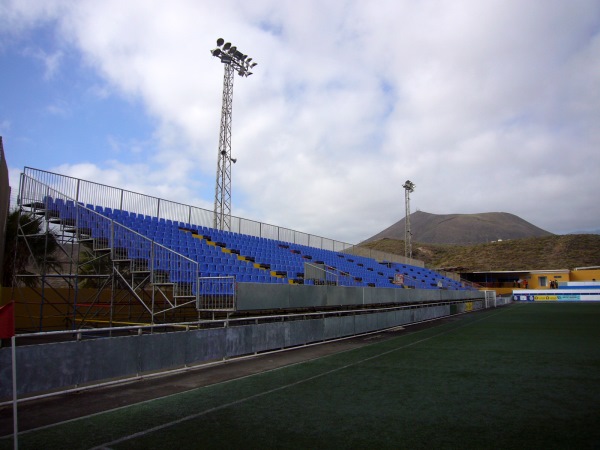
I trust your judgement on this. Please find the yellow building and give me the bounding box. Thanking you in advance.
[461,266,600,297]
[569,266,600,282]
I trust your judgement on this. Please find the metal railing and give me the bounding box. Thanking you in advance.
[197,276,236,310]
[23,167,422,266]
[304,262,362,287]
[19,173,200,305]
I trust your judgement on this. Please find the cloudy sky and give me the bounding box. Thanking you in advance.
[1,0,599,244]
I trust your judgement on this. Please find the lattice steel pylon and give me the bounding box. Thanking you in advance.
[402,180,415,259]
[211,38,257,231]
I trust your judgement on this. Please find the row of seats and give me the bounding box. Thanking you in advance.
[40,197,469,291]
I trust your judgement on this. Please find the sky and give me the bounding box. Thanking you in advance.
[1,0,599,244]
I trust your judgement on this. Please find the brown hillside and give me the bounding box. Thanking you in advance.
[360,234,600,272]
[364,211,553,245]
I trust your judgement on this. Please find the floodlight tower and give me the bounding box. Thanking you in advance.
[210,38,257,231]
[402,180,415,259]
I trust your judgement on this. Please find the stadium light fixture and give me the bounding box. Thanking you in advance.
[210,38,257,231]
[211,39,257,78]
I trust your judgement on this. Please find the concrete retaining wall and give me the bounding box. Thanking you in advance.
[236,284,481,310]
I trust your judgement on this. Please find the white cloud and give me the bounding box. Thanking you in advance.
[45,101,69,117]
[7,166,22,208]
[107,135,149,155]
[0,120,11,134]
[3,0,600,242]
[22,47,63,79]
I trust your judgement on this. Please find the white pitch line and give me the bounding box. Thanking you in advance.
[89,307,509,450]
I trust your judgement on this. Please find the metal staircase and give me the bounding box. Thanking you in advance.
[14,173,200,331]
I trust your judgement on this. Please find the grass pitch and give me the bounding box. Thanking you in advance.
[2,302,600,449]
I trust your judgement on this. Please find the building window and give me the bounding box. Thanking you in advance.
[539,276,547,287]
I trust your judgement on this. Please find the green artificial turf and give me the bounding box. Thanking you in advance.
[2,303,600,449]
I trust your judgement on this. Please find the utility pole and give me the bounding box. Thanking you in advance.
[403,180,415,259]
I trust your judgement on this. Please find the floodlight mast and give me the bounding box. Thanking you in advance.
[402,180,415,259]
[210,38,257,231]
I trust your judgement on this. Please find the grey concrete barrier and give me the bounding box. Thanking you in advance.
[0,294,487,400]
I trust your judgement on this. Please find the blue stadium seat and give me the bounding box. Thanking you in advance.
[80,204,472,289]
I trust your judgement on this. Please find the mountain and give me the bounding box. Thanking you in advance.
[359,234,600,271]
[363,211,553,245]
[568,228,600,235]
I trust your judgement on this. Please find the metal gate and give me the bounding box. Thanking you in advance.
[197,276,236,311]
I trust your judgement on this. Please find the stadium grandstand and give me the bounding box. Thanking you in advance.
[12,167,476,329]
[0,166,499,401]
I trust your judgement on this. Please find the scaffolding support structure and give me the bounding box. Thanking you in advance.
[12,173,199,332]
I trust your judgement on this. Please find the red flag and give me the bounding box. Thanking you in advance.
[0,302,15,339]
